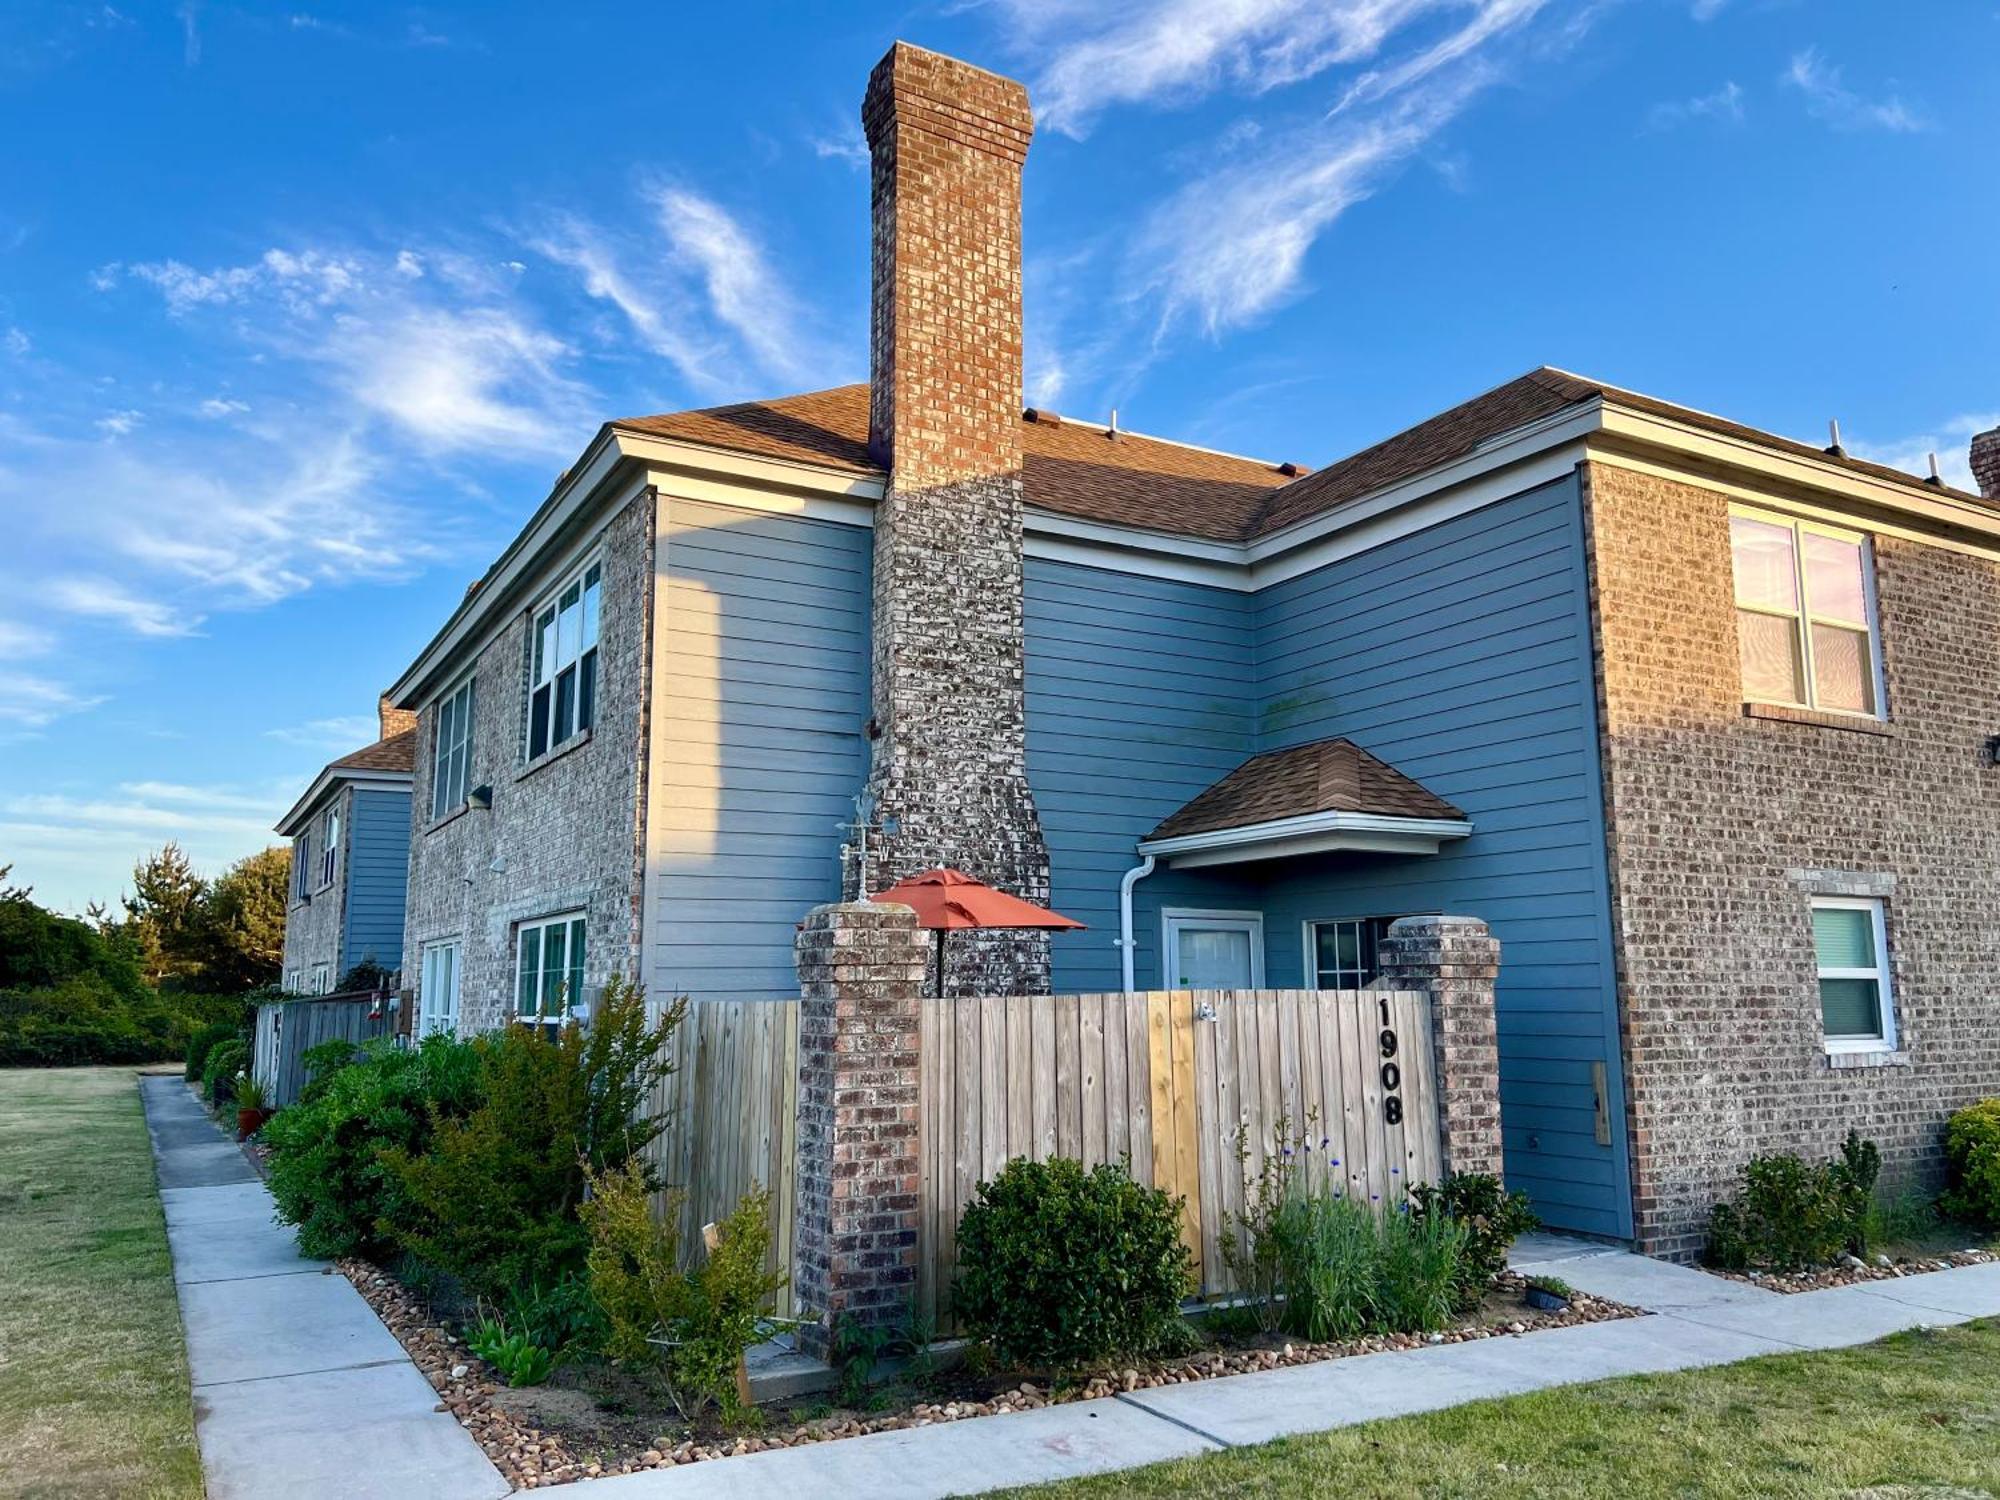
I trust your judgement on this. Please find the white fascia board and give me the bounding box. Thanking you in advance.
[1137,810,1473,869]
[275,767,412,837]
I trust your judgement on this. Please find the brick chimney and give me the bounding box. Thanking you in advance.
[378,692,417,741]
[1972,426,2000,499]
[857,42,1052,996]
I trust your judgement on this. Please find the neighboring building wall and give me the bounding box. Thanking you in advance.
[1023,558,1259,992]
[340,787,410,976]
[279,783,349,989]
[1583,459,2000,1258]
[1251,476,1630,1239]
[402,492,653,1032]
[644,498,873,1003]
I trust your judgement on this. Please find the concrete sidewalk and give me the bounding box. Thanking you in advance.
[582,1230,2000,1499]
[140,1075,509,1500]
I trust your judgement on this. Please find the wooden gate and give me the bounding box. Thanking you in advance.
[916,988,1440,1328]
[252,996,391,1107]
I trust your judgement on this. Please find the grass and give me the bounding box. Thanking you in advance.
[1002,1319,2000,1499]
[0,1067,202,1499]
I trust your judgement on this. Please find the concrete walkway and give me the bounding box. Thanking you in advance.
[581,1230,2000,1499]
[140,1075,509,1500]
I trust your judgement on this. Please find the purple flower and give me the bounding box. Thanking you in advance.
[1320,1137,1330,1148]
[1330,1158,1341,1167]
[1391,1167,1401,1175]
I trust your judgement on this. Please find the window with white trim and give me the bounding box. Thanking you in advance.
[293,835,312,901]
[311,962,332,996]
[319,806,341,890]
[1729,509,1881,715]
[419,940,462,1038]
[1307,917,1398,989]
[1811,897,1895,1050]
[515,912,586,1026]
[527,558,601,760]
[431,677,475,819]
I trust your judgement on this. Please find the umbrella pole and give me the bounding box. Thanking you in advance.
[934,927,946,999]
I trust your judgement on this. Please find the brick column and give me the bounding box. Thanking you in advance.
[792,901,927,1359]
[1375,915,1503,1180]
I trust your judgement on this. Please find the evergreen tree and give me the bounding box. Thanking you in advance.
[196,846,290,991]
[123,843,208,986]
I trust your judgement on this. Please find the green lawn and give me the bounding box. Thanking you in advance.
[0,1068,202,1499]
[1005,1320,2000,1499]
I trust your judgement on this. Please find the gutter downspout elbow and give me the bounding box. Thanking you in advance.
[1118,854,1156,995]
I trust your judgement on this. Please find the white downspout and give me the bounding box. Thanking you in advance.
[1117,854,1156,995]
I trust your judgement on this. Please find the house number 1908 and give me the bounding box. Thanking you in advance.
[1378,997,1404,1126]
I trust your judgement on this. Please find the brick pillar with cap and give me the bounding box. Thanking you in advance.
[1374,914,1503,1179]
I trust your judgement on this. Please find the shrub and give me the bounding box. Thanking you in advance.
[499,1272,606,1362]
[954,1156,1192,1370]
[1271,1193,1379,1341]
[582,1158,784,1425]
[1376,1204,1466,1332]
[262,1034,484,1259]
[203,1040,248,1105]
[1706,1149,1871,1271]
[1942,1100,2000,1228]
[298,1037,363,1105]
[380,979,681,1298]
[1407,1172,1539,1309]
[184,1021,239,1081]
[1218,1115,1311,1334]
[467,1314,555,1388]
[233,1073,269,1114]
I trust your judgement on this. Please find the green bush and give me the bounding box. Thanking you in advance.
[262,1034,485,1259]
[1376,1203,1466,1332]
[582,1158,783,1425]
[954,1156,1193,1370]
[203,1040,249,1105]
[1942,1100,2000,1228]
[184,1020,240,1081]
[379,980,681,1298]
[1271,1193,1379,1340]
[1707,1147,1872,1271]
[298,1037,363,1105]
[1407,1172,1540,1309]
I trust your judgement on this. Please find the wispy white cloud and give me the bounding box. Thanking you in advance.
[0,621,55,657]
[2,327,28,357]
[1848,412,1998,495]
[263,715,379,750]
[1782,49,1928,133]
[47,577,202,637]
[177,0,200,65]
[105,247,363,315]
[649,185,827,388]
[95,408,144,436]
[1690,0,1728,19]
[1647,79,1745,131]
[197,396,249,418]
[0,673,105,732]
[810,123,869,168]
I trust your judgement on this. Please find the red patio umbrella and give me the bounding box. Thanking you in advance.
[869,868,1085,996]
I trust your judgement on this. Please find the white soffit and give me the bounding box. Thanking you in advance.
[1137,810,1474,870]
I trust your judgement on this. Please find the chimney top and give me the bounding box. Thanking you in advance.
[378,692,417,742]
[1972,426,2000,499]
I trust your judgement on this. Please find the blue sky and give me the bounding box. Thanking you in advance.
[1,0,1994,913]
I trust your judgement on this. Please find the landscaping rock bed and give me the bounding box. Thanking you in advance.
[339,1261,1639,1489]
[1717,1247,1995,1294]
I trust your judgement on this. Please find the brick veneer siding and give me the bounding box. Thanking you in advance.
[791,901,928,1359]
[279,782,351,988]
[856,44,1052,996]
[1581,459,2000,1259]
[401,490,655,1031]
[1375,915,1504,1180]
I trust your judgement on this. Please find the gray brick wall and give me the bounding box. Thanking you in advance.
[402,491,654,1031]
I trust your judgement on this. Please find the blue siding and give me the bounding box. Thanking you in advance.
[649,500,872,1001]
[341,787,411,975]
[1024,561,1261,992]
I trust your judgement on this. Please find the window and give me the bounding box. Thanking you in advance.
[431,677,475,819]
[515,912,586,1026]
[528,558,601,760]
[311,962,332,996]
[419,941,461,1038]
[293,835,312,901]
[319,806,341,890]
[1307,917,1397,989]
[1730,509,1881,715]
[1812,897,1895,1050]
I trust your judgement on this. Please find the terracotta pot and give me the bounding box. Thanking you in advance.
[237,1108,265,1140]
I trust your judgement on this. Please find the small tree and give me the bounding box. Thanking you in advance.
[195,847,290,991]
[123,843,208,987]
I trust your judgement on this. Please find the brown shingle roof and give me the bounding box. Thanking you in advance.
[618,369,1995,545]
[1147,738,1463,842]
[328,728,416,776]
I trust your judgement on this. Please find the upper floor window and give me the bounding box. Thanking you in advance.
[319,806,341,890]
[432,677,475,819]
[1812,897,1895,1051]
[1730,509,1881,716]
[292,836,312,901]
[528,558,601,760]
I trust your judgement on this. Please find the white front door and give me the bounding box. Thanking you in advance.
[1163,910,1264,988]
[419,941,461,1037]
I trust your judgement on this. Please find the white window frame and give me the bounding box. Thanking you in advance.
[1811,896,1897,1053]
[515,910,588,1025]
[526,554,602,761]
[1161,908,1265,989]
[293,835,312,902]
[1728,504,1886,718]
[418,940,462,1039]
[1302,915,1400,990]
[431,676,476,820]
[310,962,332,996]
[318,805,341,891]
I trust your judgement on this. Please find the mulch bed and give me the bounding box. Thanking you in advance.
[338,1262,1640,1490]
[1715,1247,1996,1294]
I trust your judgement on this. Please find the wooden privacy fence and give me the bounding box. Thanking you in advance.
[251,995,391,1107]
[649,999,801,1320]
[917,988,1442,1329]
